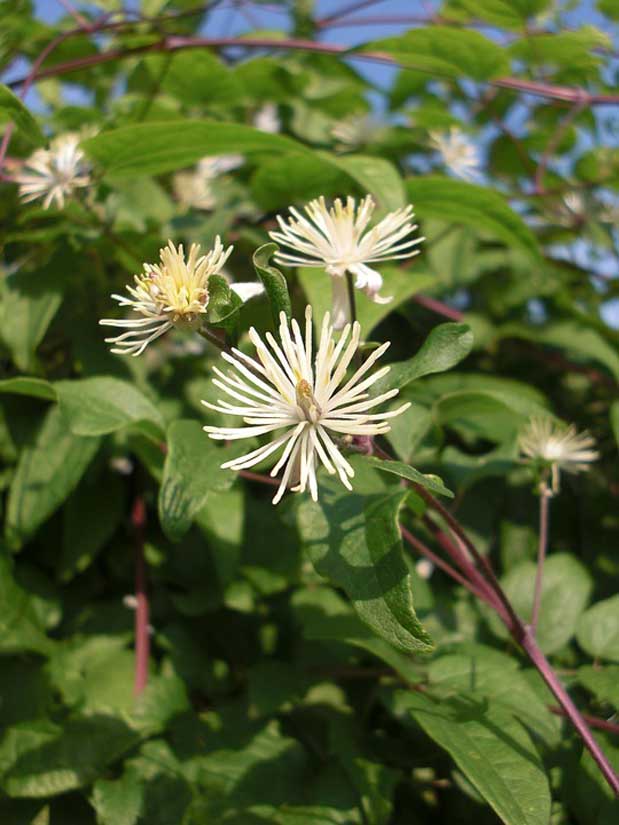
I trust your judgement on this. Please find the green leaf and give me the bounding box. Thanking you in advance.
[204,274,242,328]
[500,320,619,381]
[91,769,142,825]
[409,178,541,261]
[427,646,560,745]
[5,406,100,548]
[386,688,551,825]
[159,51,242,104]
[486,554,592,654]
[83,121,313,178]
[576,595,619,662]
[363,456,453,498]
[610,401,619,450]
[435,388,545,442]
[55,377,164,438]
[59,472,125,581]
[0,716,138,798]
[578,665,619,709]
[0,378,56,401]
[373,323,473,395]
[0,262,67,373]
[328,154,406,212]
[158,419,237,541]
[296,458,433,654]
[292,586,427,684]
[0,551,52,655]
[252,243,292,326]
[0,83,46,146]
[443,0,551,30]
[364,27,510,81]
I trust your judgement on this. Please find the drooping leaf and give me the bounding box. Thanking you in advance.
[5,406,100,548]
[386,688,552,825]
[55,377,164,439]
[296,458,433,654]
[252,243,292,326]
[0,83,46,146]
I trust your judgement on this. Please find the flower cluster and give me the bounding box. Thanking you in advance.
[99,239,232,356]
[429,127,479,181]
[14,133,91,210]
[269,195,423,328]
[519,416,598,493]
[203,306,410,504]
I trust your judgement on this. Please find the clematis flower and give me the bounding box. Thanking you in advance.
[100,238,232,356]
[269,195,423,328]
[519,416,598,493]
[428,127,479,181]
[14,133,90,209]
[203,305,410,504]
[173,154,243,211]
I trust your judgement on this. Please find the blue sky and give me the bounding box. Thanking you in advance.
[18,2,619,325]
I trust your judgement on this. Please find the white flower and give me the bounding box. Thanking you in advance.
[331,115,372,150]
[519,416,598,493]
[253,103,280,134]
[229,281,265,302]
[173,154,244,211]
[99,238,233,356]
[269,195,423,328]
[14,133,90,209]
[428,127,479,181]
[203,306,410,504]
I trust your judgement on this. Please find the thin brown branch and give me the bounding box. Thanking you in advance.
[7,35,619,107]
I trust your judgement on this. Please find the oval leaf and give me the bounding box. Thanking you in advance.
[252,243,292,326]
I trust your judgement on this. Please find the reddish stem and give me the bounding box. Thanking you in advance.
[131,495,149,696]
[7,34,619,106]
[413,294,464,321]
[522,630,619,794]
[550,707,619,736]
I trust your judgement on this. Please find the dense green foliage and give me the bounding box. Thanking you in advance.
[1,1,619,823]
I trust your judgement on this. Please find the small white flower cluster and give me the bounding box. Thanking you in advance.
[14,133,91,210]
[203,306,410,504]
[270,195,423,328]
[428,127,480,181]
[519,416,598,493]
[99,239,233,356]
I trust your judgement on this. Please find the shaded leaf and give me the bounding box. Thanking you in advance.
[5,406,100,548]
[55,377,164,438]
[364,456,453,498]
[386,688,551,825]
[296,459,433,654]
[0,83,46,146]
[252,243,292,326]
[158,419,237,541]
[374,323,473,395]
[576,595,619,662]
